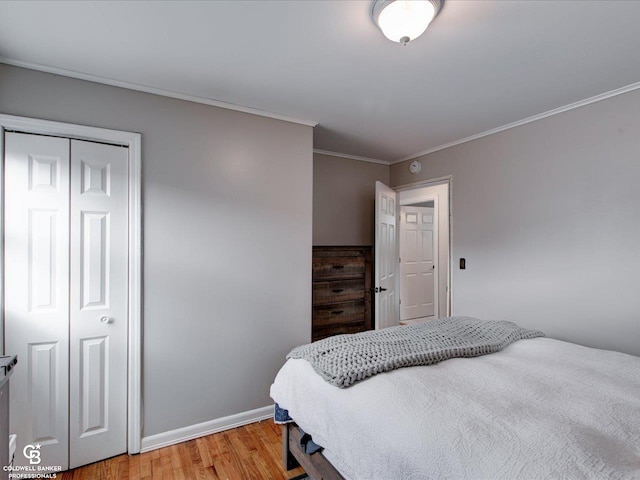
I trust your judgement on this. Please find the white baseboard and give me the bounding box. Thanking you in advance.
[140,405,273,453]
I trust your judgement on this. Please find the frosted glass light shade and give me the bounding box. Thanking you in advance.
[373,0,440,45]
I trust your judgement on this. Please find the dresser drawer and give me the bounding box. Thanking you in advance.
[313,300,365,328]
[313,278,364,304]
[312,322,366,342]
[313,248,368,258]
[312,256,365,280]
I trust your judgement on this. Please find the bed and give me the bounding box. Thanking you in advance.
[270,323,640,480]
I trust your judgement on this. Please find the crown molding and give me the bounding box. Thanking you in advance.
[393,79,640,164]
[313,149,390,165]
[6,57,638,163]
[0,57,318,128]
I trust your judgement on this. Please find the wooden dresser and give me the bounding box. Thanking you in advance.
[312,246,373,342]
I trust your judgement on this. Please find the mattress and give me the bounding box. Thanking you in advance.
[270,337,640,480]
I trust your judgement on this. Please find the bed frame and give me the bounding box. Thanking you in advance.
[282,423,345,480]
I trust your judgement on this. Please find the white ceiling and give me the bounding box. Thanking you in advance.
[1,0,640,163]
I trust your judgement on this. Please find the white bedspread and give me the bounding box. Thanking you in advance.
[270,338,640,480]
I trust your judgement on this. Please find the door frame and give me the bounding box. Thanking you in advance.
[394,175,452,317]
[0,113,143,454]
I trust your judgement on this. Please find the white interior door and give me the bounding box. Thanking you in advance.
[399,206,438,321]
[69,140,128,468]
[375,181,399,329]
[399,183,450,318]
[5,133,71,468]
[4,133,128,470]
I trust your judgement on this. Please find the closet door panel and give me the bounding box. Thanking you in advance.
[5,132,71,469]
[69,139,128,468]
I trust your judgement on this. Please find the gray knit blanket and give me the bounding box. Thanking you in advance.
[287,317,544,388]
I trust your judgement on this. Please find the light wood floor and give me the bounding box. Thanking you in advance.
[59,420,305,480]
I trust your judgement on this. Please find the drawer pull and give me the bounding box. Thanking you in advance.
[332,265,345,269]
[331,310,344,315]
[332,289,344,293]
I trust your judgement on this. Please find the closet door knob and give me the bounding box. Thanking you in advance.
[100,316,114,324]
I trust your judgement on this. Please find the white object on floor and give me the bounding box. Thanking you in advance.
[8,434,16,467]
[271,337,640,480]
[399,316,433,325]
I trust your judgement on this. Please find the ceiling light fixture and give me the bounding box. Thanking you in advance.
[372,0,442,46]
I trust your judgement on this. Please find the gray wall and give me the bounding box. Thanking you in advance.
[313,153,389,245]
[0,64,313,437]
[391,89,640,357]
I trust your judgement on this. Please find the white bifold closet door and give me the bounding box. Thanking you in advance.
[4,132,128,470]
